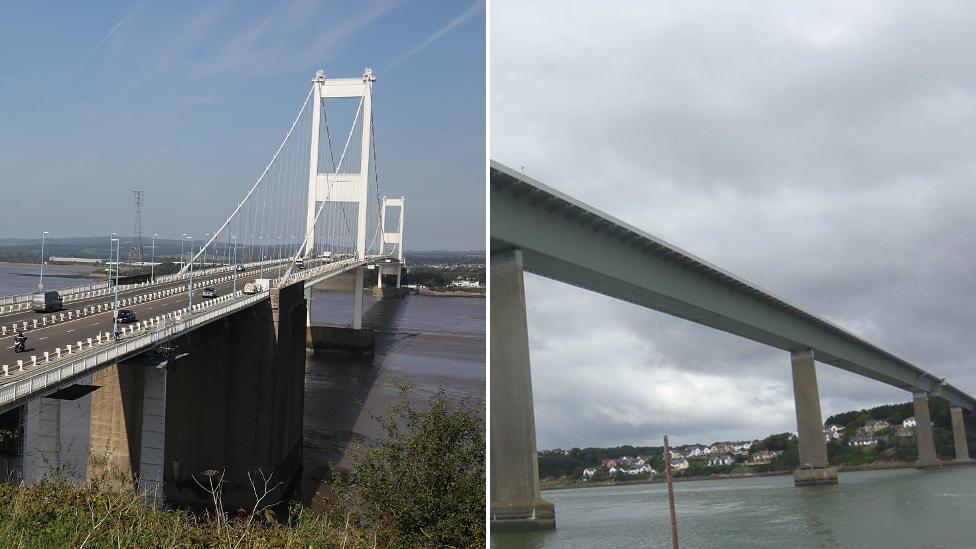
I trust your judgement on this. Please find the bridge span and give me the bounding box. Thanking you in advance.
[0,67,409,510]
[490,160,975,530]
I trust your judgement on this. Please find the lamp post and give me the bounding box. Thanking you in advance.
[277,235,283,278]
[231,234,238,295]
[38,231,49,290]
[108,232,117,291]
[186,236,194,312]
[180,233,187,269]
[111,238,120,337]
[150,233,158,282]
[203,233,210,270]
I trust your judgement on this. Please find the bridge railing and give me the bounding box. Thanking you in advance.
[0,281,112,307]
[0,291,268,413]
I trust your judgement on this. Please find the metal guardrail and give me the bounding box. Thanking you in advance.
[0,281,112,307]
[0,291,268,413]
[0,260,284,311]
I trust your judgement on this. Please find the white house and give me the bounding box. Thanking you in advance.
[824,424,845,442]
[450,278,481,288]
[707,453,735,467]
[669,458,689,471]
[582,468,597,480]
[863,419,890,434]
[902,417,917,428]
[850,435,878,447]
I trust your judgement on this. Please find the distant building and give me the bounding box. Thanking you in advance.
[902,417,917,429]
[862,420,890,434]
[582,468,597,480]
[824,424,845,442]
[707,453,735,467]
[748,450,781,465]
[669,458,689,471]
[450,278,481,288]
[850,435,878,447]
[48,257,103,265]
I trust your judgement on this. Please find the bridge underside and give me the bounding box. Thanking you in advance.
[489,160,975,530]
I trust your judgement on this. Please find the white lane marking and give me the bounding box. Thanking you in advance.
[66,329,74,333]
[39,337,47,340]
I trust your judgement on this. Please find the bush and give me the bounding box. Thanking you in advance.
[332,385,485,548]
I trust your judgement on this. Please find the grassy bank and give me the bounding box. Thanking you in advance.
[0,386,485,549]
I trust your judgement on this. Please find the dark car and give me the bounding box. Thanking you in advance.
[116,309,136,323]
[236,265,246,272]
[202,287,217,298]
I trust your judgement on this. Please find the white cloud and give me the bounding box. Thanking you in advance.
[494,0,976,449]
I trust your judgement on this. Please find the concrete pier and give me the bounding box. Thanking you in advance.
[950,406,972,462]
[790,349,837,486]
[490,249,554,530]
[913,392,940,468]
[306,325,375,355]
[78,280,309,509]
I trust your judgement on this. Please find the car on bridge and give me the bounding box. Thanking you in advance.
[30,291,63,313]
[202,287,217,298]
[116,309,136,323]
[236,265,246,272]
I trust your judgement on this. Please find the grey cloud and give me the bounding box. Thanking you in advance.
[494,1,976,449]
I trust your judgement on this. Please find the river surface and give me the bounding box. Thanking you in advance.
[491,467,976,548]
[0,263,96,296]
[301,289,485,506]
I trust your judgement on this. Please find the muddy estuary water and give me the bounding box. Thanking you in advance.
[302,289,485,505]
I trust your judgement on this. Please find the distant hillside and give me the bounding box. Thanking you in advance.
[539,399,975,481]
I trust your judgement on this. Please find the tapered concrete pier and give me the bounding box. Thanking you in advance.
[490,249,555,530]
[913,392,940,468]
[950,406,972,462]
[790,349,837,486]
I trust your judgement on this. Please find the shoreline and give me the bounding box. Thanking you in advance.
[418,288,484,298]
[540,460,927,491]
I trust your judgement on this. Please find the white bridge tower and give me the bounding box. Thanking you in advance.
[305,68,375,260]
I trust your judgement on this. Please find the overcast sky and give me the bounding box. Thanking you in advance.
[491,1,976,449]
[0,0,484,251]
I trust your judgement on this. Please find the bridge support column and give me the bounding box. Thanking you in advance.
[137,366,167,507]
[490,249,555,530]
[353,267,364,330]
[376,266,383,289]
[914,392,941,468]
[305,287,313,328]
[950,406,972,463]
[790,349,837,486]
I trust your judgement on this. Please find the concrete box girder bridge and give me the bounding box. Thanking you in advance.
[0,68,408,509]
[490,160,975,530]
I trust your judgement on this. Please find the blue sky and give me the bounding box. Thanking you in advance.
[0,0,485,250]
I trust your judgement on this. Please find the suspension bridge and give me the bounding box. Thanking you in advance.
[0,68,408,509]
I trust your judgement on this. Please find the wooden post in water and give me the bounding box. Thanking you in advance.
[664,434,680,549]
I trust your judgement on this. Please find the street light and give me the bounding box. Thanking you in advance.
[180,233,187,269]
[38,231,49,290]
[111,238,121,338]
[203,233,210,270]
[150,233,158,282]
[230,234,238,295]
[186,236,195,312]
[276,235,284,277]
[108,232,117,291]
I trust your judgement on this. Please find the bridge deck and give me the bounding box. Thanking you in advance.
[0,258,371,414]
[490,160,976,411]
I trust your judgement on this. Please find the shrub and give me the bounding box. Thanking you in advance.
[332,384,485,548]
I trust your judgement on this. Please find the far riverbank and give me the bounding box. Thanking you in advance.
[540,459,934,491]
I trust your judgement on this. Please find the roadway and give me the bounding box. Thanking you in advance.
[0,261,308,370]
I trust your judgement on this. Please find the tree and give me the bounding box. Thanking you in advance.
[332,385,485,548]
